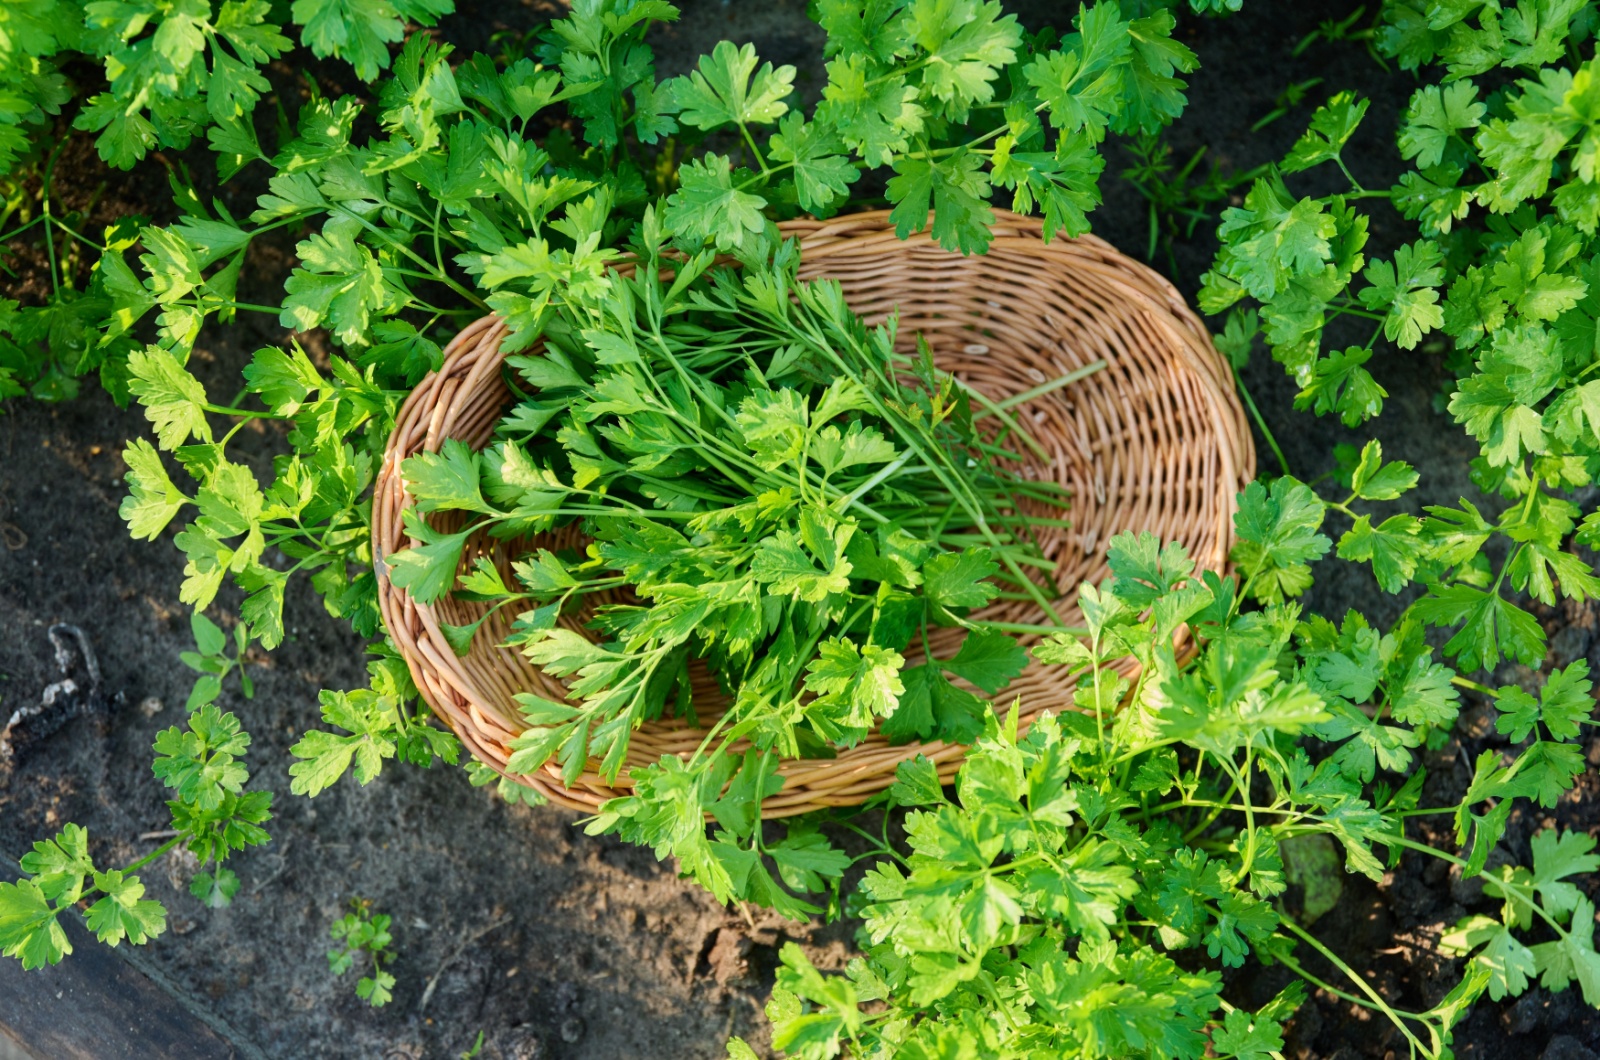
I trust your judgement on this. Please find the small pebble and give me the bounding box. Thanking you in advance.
[139,696,164,717]
[506,1033,544,1060]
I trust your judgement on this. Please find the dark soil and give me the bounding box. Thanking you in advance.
[1,3,1597,1059]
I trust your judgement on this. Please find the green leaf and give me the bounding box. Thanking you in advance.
[288,688,399,796]
[1347,440,1419,500]
[1413,585,1547,672]
[1215,178,1338,300]
[887,151,994,255]
[1212,1008,1285,1060]
[291,0,446,81]
[752,522,854,603]
[120,438,189,540]
[1442,916,1538,1002]
[385,508,471,605]
[1531,895,1600,1005]
[1517,740,1587,808]
[663,154,768,252]
[1531,828,1600,915]
[362,320,443,384]
[767,113,858,214]
[84,870,166,947]
[242,343,323,414]
[1282,91,1368,173]
[991,131,1104,242]
[881,663,989,744]
[803,638,905,740]
[403,439,493,514]
[280,225,389,347]
[665,40,793,130]
[939,629,1026,693]
[1536,661,1594,739]
[357,969,396,1006]
[512,549,579,593]
[1204,890,1277,967]
[19,824,95,906]
[1295,345,1387,427]
[735,388,809,469]
[922,547,1000,611]
[769,830,850,893]
[1399,82,1485,168]
[810,421,896,475]
[1230,477,1330,603]
[1118,10,1197,135]
[1337,513,1424,593]
[1358,240,1444,350]
[128,345,213,450]
[152,705,251,811]
[815,54,924,168]
[75,94,159,169]
[1106,530,1196,608]
[0,879,70,969]
[1023,3,1131,138]
[190,866,241,909]
[887,755,947,806]
[1317,702,1421,782]
[1394,165,1474,235]
[191,611,227,657]
[1388,655,1461,728]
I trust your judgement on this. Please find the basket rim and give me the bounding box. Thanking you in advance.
[372,208,1256,816]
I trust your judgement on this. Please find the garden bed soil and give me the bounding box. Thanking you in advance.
[0,2,1597,1058]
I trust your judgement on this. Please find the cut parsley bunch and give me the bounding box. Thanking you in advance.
[384,217,1083,912]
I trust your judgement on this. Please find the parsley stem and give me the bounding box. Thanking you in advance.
[0,213,46,244]
[1334,156,1367,194]
[970,360,1109,419]
[40,137,65,295]
[951,378,1049,461]
[197,301,284,315]
[122,834,188,877]
[48,215,107,253]
[978,620,1089,635]
[839,450,913,511]
[1272,947,1433,1027]
[1278,915,1434,1054]
[736,121,770,177]
[1233,375,1290,477]
[1326,303,1385,322]
[203,402,280,419]
[332,205,489,311]
[1379,832,1575,935]
[1451,676,1497,697]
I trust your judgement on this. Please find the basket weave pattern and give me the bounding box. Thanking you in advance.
[373,211,1255,815]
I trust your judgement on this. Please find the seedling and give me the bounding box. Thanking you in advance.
[328,898,396,1008]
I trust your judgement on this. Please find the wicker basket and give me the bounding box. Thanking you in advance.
[373,210,1255,816]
